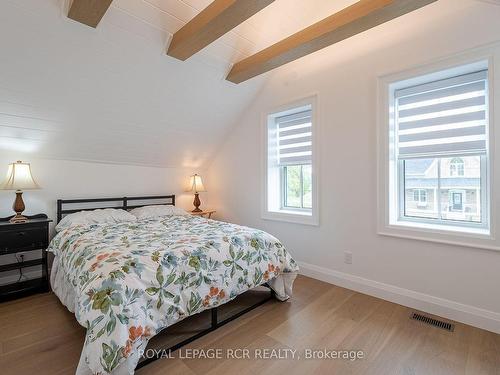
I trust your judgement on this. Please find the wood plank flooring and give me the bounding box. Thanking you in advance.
[0,275,499,375]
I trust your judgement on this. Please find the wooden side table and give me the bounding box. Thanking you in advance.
[0,214,52,302]
[190,210,216,219]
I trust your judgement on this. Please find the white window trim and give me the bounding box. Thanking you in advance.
[377,44,500,251]
[262,95,319,226]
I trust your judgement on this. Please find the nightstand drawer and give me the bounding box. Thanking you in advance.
[0,226,48,253]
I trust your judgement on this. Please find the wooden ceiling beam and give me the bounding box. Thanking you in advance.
[167,0,274,61]
[68,0,113,28]
[226,0,437,84]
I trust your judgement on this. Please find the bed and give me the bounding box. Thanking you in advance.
[48,195,299,375]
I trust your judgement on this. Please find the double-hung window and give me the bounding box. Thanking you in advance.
[264,100,318,225]
[391,68,490,232]
[277,111,313,211]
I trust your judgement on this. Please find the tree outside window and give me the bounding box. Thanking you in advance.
[283,164,312,209]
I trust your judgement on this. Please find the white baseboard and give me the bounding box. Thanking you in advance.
[298,261,500,334]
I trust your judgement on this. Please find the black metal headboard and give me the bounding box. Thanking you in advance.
[56,195,175,223]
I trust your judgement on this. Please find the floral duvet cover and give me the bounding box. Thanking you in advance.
[48,215,299,374]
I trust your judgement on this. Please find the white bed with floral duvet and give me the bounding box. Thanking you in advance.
[48,206,299,375]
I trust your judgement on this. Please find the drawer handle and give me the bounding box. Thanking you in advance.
[17,232,26,237]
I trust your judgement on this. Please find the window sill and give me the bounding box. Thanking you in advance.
[262,210,319,226]
[379,220,499,252]
[393,220,490,237]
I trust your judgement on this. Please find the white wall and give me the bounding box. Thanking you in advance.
[0,153,206,283]
[208,0,500,332]
[0,154,206,224]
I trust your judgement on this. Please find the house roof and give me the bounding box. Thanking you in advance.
[404,159,434,175]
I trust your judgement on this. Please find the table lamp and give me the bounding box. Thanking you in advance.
[187,174,206,212]
[1,161,40,223]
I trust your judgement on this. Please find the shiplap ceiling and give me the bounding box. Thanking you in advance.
[475,0,500,5]
[0,0,492,168]
[112,0,360,63]
[0,0,363,168]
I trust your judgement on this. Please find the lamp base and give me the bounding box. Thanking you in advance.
[10,190,27,223]
[10,213,28,224]
[192,192,202,212]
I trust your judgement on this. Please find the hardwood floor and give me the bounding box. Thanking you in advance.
[0,275,499,375]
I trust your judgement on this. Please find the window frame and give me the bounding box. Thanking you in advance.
[262,95,319,226]
[377,47,500,251]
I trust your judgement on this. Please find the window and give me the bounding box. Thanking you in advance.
[450,157,464,176]
[413,189,427,207]
[388,66,490,234]
[264,99,318,225]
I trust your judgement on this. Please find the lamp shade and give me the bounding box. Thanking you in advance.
[0,161,40,190]
[187,174,206,193]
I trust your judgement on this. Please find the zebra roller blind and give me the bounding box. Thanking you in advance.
[276,110,312,165]
[395,70,488,159]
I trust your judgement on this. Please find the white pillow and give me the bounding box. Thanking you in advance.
[130,205,189,219]
[55,208,136,232]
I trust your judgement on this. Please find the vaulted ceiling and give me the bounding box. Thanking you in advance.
[0,0,494,168]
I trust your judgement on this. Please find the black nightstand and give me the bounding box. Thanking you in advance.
[0,214,52,301]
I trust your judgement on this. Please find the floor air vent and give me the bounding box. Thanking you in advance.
[410,312,455,332]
